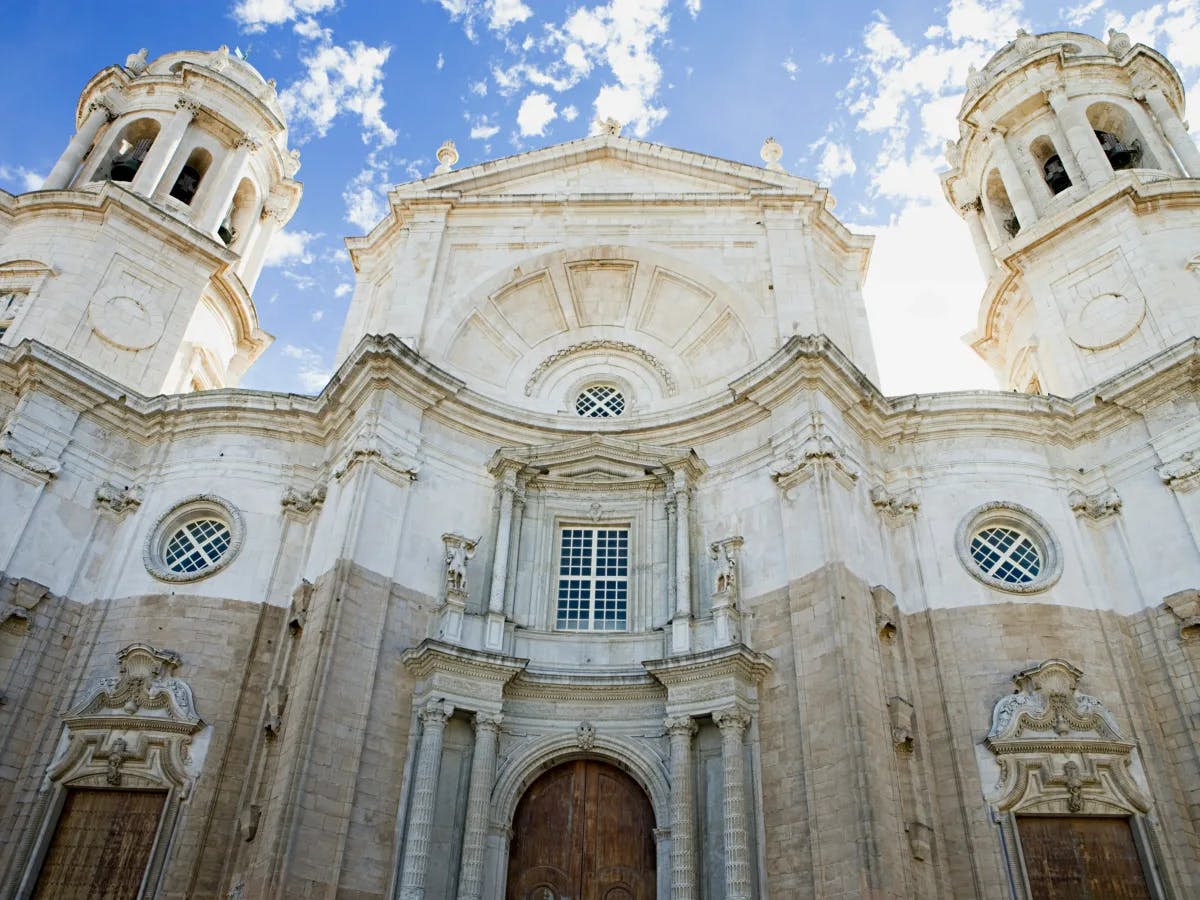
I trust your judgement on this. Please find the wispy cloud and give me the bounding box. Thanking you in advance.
[0,164,45,193]
[231,0,338,32]
[264,228,320,267]
[281,344,332,392]
[517,92,557,136]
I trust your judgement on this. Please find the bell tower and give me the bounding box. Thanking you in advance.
[0,47,301,394]
[942,29,1200,396]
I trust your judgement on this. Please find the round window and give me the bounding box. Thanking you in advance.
[144,494,245,583]
[575,384,625,418]
[956,502,1062,593]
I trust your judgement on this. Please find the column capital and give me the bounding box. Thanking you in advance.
[235,133,262,153]
[1044,84,1071,108]
[419,698,455,726]
[713,706,751,733]
[960,197,983,215]
[86,96,118,121]
[173,96,201,117]
[473,711,503,732]
[664,715,697,737]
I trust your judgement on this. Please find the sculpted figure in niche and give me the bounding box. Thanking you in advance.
[443,533,478,597]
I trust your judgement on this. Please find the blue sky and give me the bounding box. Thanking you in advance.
[2,0,1198,396]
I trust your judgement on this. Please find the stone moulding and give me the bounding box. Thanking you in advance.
[523,339,678,397]
[955,501,1063,594]
[1162,588,1200,641]
[95,480,144,515]
[143,493,246,584]
[1157,448,1200,492]
[1068,487,1122,521]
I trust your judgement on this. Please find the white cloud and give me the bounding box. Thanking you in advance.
[469,79,489,96]
[436,52,445,70]
[1061,0,1103,26]
[232,0,337,32]
[562,104,579,122]
[311,309,325,322]
[782,55,799,80]
[517,92,558,136]
[489,0,533,30]
[264,229,319,267]
[0,164,46,193]
[343,154,391,230]
[335,282,353,298]
[439,0,532,39]
[1108,1,1200,72]
[279,23,396,145]
[814,139,857,182]
[281,344,332,392]
[470,116,502,139]
[685,0,700,17]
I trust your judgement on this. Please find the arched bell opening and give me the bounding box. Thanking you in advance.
[506,759,656,900]
[169,146,212,205]
[984,168,1020,241]
[220,177,260,250]
[1029,135,1071,196]
[1086,101,1159,172]
[89,117,161,185]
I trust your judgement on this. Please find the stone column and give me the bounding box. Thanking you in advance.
[713,707,753,900]
[1140,86,1200,177]
[986,129,1038,229]
[666,715,698,900]
[195,135,257,234]
[486,469,518,650]
[457,713,502,900]
[671,473,692,653]
[400,700,454,900]
[1046,86,1110,187]
[502,488,526,616]
[43,100,113,190]
[131,98,198,197]
[237,197,288,290]
[960,199,997,274]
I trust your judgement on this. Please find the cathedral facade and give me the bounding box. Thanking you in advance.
[1,29,1199,900]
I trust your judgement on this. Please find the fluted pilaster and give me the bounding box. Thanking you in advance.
[399,699,454,899]
[714,707,753,900]
[457,713,502,900]
[666,715,698,900]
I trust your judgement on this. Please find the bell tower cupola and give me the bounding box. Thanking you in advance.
[942,30,1200,396]
[0,47,301,394]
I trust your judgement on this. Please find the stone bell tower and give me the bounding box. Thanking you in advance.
[0,47,301,394]
[942,29,1200,396]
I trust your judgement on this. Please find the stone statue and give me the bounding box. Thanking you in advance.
[443,534,477,596]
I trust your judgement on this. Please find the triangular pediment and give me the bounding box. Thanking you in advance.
[392,135,817,201]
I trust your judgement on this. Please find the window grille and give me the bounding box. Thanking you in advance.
[969,525,1042,584]
[575,385,625,418]
[556,527,629,631]
[164,518,233,574]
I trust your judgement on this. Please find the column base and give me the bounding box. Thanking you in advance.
[484,611,506,652]
[670,616,691,654]
[437,594,466,644]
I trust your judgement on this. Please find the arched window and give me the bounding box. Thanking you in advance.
[169,147,212,205]
[219,177,259,248]
[1086,101,1156,171]
[91,118,161,184]
[1029,136,1071,195]
[984,168,1019,240]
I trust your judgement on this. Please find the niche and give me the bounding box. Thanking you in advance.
[984,168,1020,239]
[169,147,212,205]
[92,118,161,183]
[219,177,259,248]
[1086,101,1157,171]
[1029,135,1071,195]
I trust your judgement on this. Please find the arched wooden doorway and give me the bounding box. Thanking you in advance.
[506,759,656,900]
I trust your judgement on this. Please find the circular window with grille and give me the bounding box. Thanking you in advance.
[575,384,626,418]
[144,494,245,582]
[956,502,1062,593]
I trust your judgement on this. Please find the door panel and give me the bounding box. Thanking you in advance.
[32,788,167,900]
[1017,815,1152,900]
[507,760,655,900]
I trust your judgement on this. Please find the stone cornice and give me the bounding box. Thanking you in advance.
[505,668,664,702]
[643,644,774,687]
[401,639,528,683]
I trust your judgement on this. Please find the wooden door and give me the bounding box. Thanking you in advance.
[32,788,167,900]
[507,760,656,900]
[1017,815,1152,900]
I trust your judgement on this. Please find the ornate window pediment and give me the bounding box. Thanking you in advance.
[488,434,705,491]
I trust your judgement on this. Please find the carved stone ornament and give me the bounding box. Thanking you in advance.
[1,576,50,636]
[1162,589,1200,642]
[281,484,327,515]
[288,579,313,636]
[888,696,915,753]
[760,137,785,172]
[966,64,986,92]
[576,721,596,750]
[333,436,418,484]
[435,139,459,174]
[264,684,287,739]
[1013,29,1037,57]
[95,481,144,515]
[709,536,743,599]
[870,484,919,523]
[772,422,859,495]
[1068,487,1122,521]
[239,804,262,842]
[871,584,898,642]
[1108,28,1132,56]
[524,339,677,396]
[443,533,478,599]
[0,431,61,480]
[596,117,622,136]
[906,820,932,861]
[125,48,149,74]
[1157,449,1200,492]
[985,659,1149,817]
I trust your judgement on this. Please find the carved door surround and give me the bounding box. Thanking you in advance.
[8,643,205,899]
[984,659,1170,899]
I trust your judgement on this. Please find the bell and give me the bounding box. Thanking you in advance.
[1043,155,1071,194]
[170,165,201,204]
[1094,130,1134,170]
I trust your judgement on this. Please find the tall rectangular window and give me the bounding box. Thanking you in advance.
[556,527,629,631]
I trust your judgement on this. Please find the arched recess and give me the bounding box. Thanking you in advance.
[1086,101,1160,172]
[983,168,1019,241]
[169,146,213,205]
[432,244,762,406]
[89,116,163,185]
[220,177,260,250]
[491,732,670,831]
[8,643,206,899]
[0,258,55,342]
[984,659,1172,899]
[1028,135,1072,196]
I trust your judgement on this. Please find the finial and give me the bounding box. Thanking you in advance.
[125,48,149,75]
[595,117,622,137]
[1107,28,1131,57]
[966,64,986,91]
[760,137,785,172]
[435,139,459,174]
[1014,29,1037,56]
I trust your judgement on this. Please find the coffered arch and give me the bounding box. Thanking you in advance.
[429,244,767,412]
